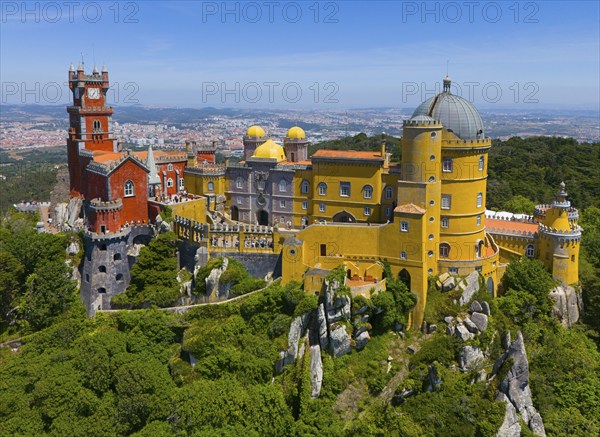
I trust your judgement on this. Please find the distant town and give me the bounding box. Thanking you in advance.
[1,105,598,154]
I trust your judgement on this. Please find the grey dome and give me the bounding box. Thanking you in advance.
[410,115,435,122]
[412,92,485,140]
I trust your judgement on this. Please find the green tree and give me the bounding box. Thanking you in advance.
[503,195,536,214]
[0,250,24,331]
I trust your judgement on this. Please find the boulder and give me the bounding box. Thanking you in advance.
[317,304,329,351]
[66,197,83,227]
[309,344,323,398]
[456,324,474,341]
[325,280,351,323]
[442,275,456,292]
[206,257,229,300]
[549,285,580,327]
[436,272,449,289]
[458,271,481,306]
[471,312,488,332]
[481,301,491,315]
[444,316,454,325]
[470,300,483,313]
[446,323,456,336]
[330,324,352,358]
[459,345,485,371]
[354,330,371,351]
[66,239,80,256]
[424,365,442,392]
[428,324,438,334]
[464,317,480,334]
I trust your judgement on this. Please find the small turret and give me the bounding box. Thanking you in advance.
[69,63,75,72]
[443,75,452,93]
[92,64,99,74]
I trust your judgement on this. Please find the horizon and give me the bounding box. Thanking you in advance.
[1,1,599,110]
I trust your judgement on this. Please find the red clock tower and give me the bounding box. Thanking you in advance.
[67,63,118,196]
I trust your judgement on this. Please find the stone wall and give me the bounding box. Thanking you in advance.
[211,252,282,279]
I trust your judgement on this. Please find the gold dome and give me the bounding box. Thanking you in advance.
[286,126,306,139]
[246,125,266,138]
[252,139,286,161]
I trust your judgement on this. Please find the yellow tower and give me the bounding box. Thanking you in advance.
[536,182,581,285]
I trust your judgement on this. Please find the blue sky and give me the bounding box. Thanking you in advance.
[1,1,599,109]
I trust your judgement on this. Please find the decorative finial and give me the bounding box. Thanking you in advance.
[77,62,84,71]
[443,75,452,93]
[69,63,75,72]
[92,64,99,74]
[102,64,107,73]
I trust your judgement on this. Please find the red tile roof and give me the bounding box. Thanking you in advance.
[486,218,538,233]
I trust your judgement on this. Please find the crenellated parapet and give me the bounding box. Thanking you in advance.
[89,198,123,212]
[538,223,582,241]
[534,204,579,222]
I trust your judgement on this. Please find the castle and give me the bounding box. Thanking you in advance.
[69,66,581,327]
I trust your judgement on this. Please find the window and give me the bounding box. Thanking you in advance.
[318,183,327,196]
[430,155,435,161]
[179,178,185,189]
[236,177,244,189]
[385,206,391,218]
[364,206,371,216]
[301,180,309,194]
[363,185,373,199]
[429,234,434,240]
[401,251,407,260]
[476,192,483,208]
[302,200,308,210]
[99,265,106,273]
[428,250,434,257]
[279,200,286,208]
[207,181,214,191]
[98,287,106,294]
[475,266,482,272]
[428,176,435,182]
[124,180,134,197]
[319,202,325,212]
[400,221,409,232]
[479,156,485,171]
[116,273,124,281]
[93,120,101,130]
[167,178,174,188]
[385,186,393,199]
[442,157,453,172]
[85,274,89,283]
[114,253,122,261]
[440,243,450,258]
[441,217,449,228]
[449,267,459,274]
[429,200,435,206]
[168,163,173,171]
[340,182,351,197]
[99,244,107,251]
[279,179,287,192]
[441,194,452,210]
[431,132,437,138]
[526,244,535,258]
[237,197,243,204]
[476,215,481,226]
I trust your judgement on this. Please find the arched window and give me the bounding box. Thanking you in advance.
[526,244,535,258]
[93,120,101,130]
[167,178,174,188]
[98,265,106,273]
[207,181,214,191]
[113,253,122,261]
[236,177,244,189]
[363,185,373,199]
[279,179,287,192]
[318,183,327,196]
[439,243,450,258]
[179,178,185,189]
[477,192,483,208]
[441,217,449,228]
[385,186,393,199]
[476,240,485,258]
[479,156,485,171]
[168,163,173,171]
[124,180,134,197]
[301,180,309,194]
[116,273,124,281]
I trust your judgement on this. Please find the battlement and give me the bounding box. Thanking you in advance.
[534,204,579,221]
[186,165,226,176]
[538,223,582,239]
[442,138,492,147]
[486,226,537,239]
[86,152,148,175]
[403,119,442,127]
[89,198,123,212]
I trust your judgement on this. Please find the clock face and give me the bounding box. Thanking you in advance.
[87,88,100,100]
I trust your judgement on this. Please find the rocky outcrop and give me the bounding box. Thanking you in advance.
[317,303,329,351]
[309,344,323,398]
[459,345,485,371]
[424,364,442,392]
[206,257,230,301]
[470,312,488,332]
[549,284,580,327]
[496,392,521,437]
[458,271,481,306]
[279,313,311,369]
[330,324,352,358]
[66,238,80,256]
[493,331,546,436]
[354,330,371,351]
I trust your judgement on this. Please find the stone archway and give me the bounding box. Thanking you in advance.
[257,210,269,226]
[399,268,411,291]
[332,210,356,223]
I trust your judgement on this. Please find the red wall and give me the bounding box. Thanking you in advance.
[109,159,149,225]
[157,161,186,195]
